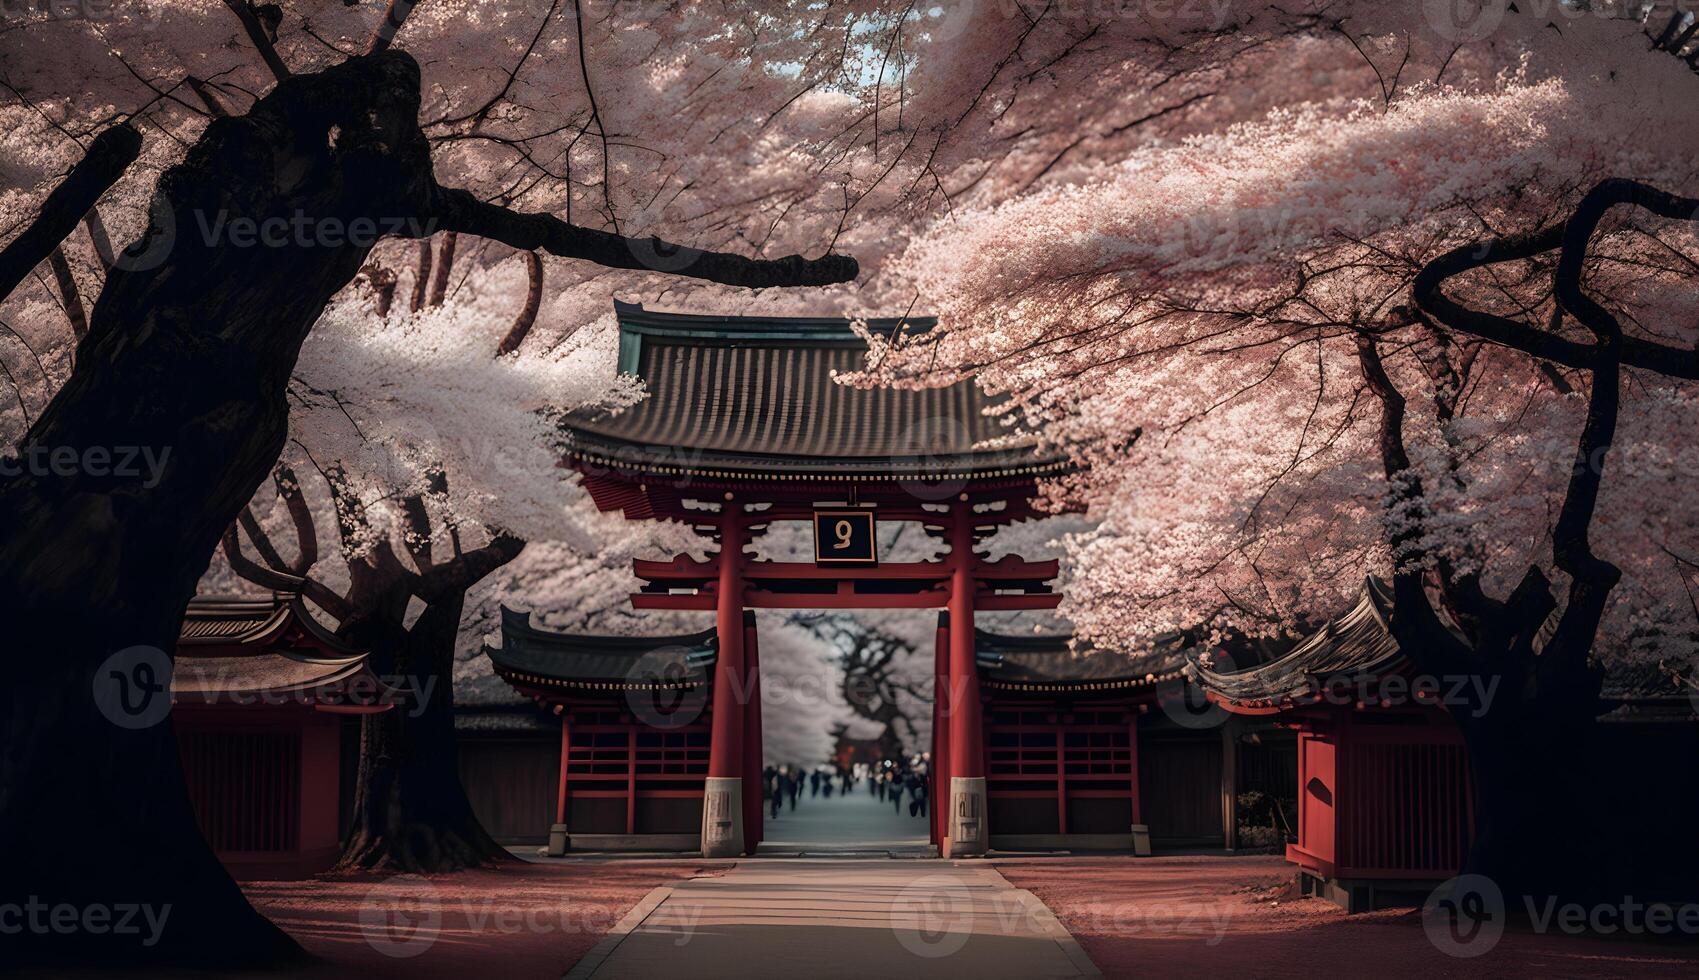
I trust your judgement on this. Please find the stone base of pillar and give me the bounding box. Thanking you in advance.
[1130,823,1152,857]
[945,776,988,857]
[546,823,570,857]
[700,776,745,857]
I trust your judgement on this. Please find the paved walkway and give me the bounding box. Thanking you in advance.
[757,781,931,853]
[567,860,1099,979]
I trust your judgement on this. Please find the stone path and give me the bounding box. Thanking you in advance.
[756,781,931,855]
[566,859,1099,979]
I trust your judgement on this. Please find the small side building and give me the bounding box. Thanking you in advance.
[481,606,720,853]
[173,594,387,880]
[1190,577,1699,910]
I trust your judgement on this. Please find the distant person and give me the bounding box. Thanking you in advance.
[809,770,821,797]
[788,769,802,810]
[906,771,927,818]
[821,773,835,798]
[771,771,785,819]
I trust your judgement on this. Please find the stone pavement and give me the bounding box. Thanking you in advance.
[756,780,931,854]
[565,859,1100,979]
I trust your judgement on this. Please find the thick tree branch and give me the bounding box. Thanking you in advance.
[1414,179,1699,379]
[273,465,318,574]
[220,0,291,83]
[1353,335,1471,676]
[426,231,456,308]
[412,532,524,603]
[496,251,543,355]
[368,0,419,54]
[410,239,432,312]
[47,247,87,340]
[0,126,140,303]
[430,188,858,288]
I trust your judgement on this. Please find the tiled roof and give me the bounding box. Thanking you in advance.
[560,301,1067,480]
[1187,578,1693,715]
[484,605,718,691]
[976,629,1191,693]
[173,594,376,701]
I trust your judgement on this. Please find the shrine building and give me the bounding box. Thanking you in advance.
[466,301,1282,858]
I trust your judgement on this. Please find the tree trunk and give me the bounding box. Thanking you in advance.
[0,53,432,967]
[336,592,510,872]
[1455,696,1609,906]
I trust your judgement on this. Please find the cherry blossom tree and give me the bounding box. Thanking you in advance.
[867,4,1699,903]
[0,1,857,966]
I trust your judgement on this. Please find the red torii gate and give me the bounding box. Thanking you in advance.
[563,301,1069,856]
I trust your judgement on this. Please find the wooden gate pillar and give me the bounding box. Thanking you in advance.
[548,712,571,856]
[931,610,950,849]
[702,501,747,857]
[945,508,987,857]
[742,610,763,848]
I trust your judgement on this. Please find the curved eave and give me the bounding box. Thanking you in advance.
[613,299,935,341]
[493,664,710,694]
[1187,578,1409,711]
[981,671,1188,695]
[171,651,387,702]
[563,436,1072,485]
[497,605,718,652]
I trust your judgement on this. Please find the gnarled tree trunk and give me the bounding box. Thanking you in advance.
[0,54,431,967]
[336,589,512,872]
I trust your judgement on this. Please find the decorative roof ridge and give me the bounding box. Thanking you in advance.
[613,299,935,339]
[496,605,719,650]
[179,591,365,659]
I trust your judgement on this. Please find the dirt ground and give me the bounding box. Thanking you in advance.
[995,855,1699,979]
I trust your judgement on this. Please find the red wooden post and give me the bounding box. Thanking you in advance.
[701,499,747,856]
[932,611,950,849]
[945,507,987,856]
[742,610,763,848]
[548,711,571,856]
[1055,718,1068,834]
[556,714,571,825]
[626,721,638,835]
[1128,711,1151,854]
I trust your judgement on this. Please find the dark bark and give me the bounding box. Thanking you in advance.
[496,251,543,355]
[1362,180,1693,905]
[0,46,850,967]
[47,246,88,340]
[426,230,456,307]
[0,125,140,302]
[335,572,517,873]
